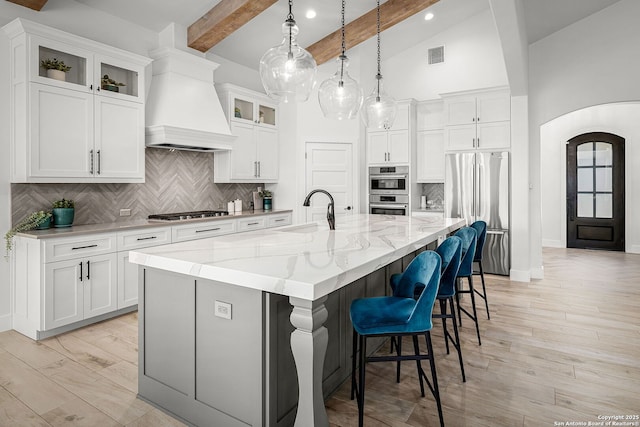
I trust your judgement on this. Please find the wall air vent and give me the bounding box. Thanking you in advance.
[428,46,445,64]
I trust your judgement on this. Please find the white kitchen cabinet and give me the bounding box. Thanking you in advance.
[266,212,292,228]
[417,100,444,131]
[44,253,117,330]
[215,84,279,183]
[3,18,150,183]
[443,88,510,151]
[172,219,237,243]
[366,99,415,165]
[416,130,445,182]
[117,227,171,309]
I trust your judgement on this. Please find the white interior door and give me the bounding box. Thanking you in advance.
[305,142,354,224]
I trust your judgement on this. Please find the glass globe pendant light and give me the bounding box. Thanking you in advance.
[259,0,317,103]
[318,0,363,120]
[362,0,397,129]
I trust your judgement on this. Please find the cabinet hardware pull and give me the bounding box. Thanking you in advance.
[388,152,390,162]
[136,236,158,241]
[195,228,221,233]
[275,219,285,222]
[79,262,83,282]
[472,117,475,122]
[86,260,90,280]
[72,244,98,250]
[477,138,480,147]
[477,117,480,121]
[248,222,259,225]
[96,86,100,92]
[254,161,258,177]
[258,161,261,177]
[90,150,94,174]
[97,150,101,175]
[89,84,93,90]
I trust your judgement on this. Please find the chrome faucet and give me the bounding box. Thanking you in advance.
[303,189,335,230]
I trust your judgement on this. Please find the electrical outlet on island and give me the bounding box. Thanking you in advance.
[119,208,131,217]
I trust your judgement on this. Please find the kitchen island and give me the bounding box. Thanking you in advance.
[129,214,465,427]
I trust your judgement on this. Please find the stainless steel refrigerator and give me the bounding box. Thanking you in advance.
[444,152,510,275]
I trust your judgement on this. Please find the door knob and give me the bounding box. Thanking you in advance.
[344,206,352,211]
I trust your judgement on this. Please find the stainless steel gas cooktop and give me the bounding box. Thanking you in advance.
[148,210,230,221]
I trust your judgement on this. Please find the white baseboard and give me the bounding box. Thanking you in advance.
[542,239,563,248]
[509,269,531,282]
[530,265,545,280]
[0,313,11,333]
[629,245,640,254]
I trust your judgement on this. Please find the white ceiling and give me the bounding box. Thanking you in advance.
[72,0,623,69]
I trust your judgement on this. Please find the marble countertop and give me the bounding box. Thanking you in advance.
[130,214,466,301]
[16,209,292,239]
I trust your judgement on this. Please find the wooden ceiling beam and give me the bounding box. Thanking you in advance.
[307,0,440,66]
[188,0,277,52]
[6,0,48,11]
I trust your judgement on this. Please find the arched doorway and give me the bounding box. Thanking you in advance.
[566,132,625,250]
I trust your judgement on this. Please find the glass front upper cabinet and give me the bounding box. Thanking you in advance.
[231,96,276,126]
[33,38,143,101]
[34,37,91,90]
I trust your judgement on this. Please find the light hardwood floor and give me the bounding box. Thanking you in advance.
[1,247,638,426]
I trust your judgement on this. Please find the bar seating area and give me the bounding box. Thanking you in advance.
[350,226,489,426]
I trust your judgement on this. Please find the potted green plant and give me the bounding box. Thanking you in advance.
[101,74,126,92]
[40,58,72,81]
[259,189,273,211]
[52,198,75,228]
[4,211,52,256]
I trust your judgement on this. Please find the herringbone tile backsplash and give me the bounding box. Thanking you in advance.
[11,149,262,226]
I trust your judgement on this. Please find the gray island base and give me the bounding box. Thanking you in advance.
[130,214,466,426]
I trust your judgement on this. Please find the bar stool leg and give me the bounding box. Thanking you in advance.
[412,335,426,397]
[357,334,367,427]
[449,296,466,382]
[477,261,490,319]
[467,276,482,345]
[425,332,445,427]
[351,329,358,400]
[396,336,403,383]
[439,299,450,355]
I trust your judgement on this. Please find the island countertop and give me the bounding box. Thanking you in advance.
[129,214,465,301]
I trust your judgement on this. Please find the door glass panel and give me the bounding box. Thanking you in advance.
[258,105,276,125]
[595,194,612,218]
[577,142,593,166]
[595,142,612,166]
[577,168,593,192]
[233,98,254,122]
[595,168,612,192]
[577,194,593,218]
[100,62,139,97]
[39,46,87,87]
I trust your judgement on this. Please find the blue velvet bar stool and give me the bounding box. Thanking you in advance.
[389,237,465,382]
[470,220,490,319]
[433,235,466,382]
[454,226,482,345]
[350,251,445,427]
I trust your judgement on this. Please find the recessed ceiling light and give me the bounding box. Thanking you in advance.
[424,12,434,21]
[306,9,316,19]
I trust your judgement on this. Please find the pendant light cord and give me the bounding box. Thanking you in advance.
[376,0,382,101]
[339,0,346,84]
[287,0,294,59]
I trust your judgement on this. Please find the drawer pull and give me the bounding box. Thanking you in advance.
[275,219,285,222]
[86,260,90,280]
[195,228,221,233]
[136,236,158,241]
[72,244,98,250]
[79,262,83,282]
[248,222,259,226]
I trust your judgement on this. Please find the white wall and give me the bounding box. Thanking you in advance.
[384,9,508,100]
[540,103,640,253]
[529,0,640,273]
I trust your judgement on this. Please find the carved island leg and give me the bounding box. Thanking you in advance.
[289,296,329,427]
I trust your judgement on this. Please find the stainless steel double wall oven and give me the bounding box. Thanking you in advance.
[368,166,409,216]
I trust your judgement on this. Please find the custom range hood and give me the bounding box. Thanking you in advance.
[146,40,235,152]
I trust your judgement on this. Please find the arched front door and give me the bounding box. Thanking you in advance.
[566,132,625,250]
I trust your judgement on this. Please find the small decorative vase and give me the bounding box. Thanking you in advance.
[103,84,119,92]
[263,197,272,211]
[52,208,74,228]
[35,217,52,230]
[47,69,66,81]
